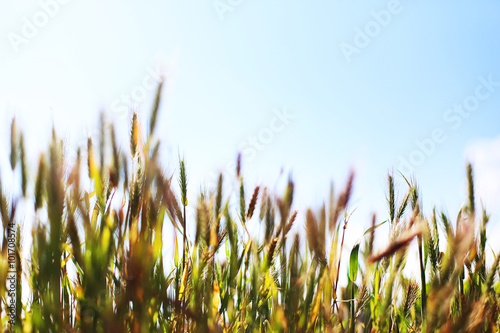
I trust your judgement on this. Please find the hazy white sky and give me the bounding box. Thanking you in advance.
[1,0,500,259]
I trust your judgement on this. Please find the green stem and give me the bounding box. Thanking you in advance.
[418,235,427,330]
[350,281,355,333]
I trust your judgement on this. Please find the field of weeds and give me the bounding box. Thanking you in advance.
[1,83,499,332]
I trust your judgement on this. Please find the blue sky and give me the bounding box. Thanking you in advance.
[1,0,500,260]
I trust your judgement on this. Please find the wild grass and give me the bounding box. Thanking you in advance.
[1,83,499,332]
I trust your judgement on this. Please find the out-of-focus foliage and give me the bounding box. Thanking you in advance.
[1,84,499,332]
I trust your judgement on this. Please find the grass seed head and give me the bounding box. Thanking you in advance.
[179,159,188,207]
[34,154,46,211]
[110,123,120,187]
[149,80,163,137]
[236,152,241,178]
[10,117,18,170]
[388,174,395,223]
[466,163,475,216]
[130,112,139,157]
[247,186,260,220]
[306,209,325,262]
[283,210,297,236]
[20,133,28,197]
[239,178,245,223]
[369,224,422,263]
[264,197,274,245]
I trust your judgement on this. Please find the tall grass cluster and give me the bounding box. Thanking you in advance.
[1,83,499,332]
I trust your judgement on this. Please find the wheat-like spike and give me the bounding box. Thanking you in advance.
[130,173,141,219]
[328,181,336,231]
[369,224,422,263]
[319,203,326,240]
[225,206,237,251]
[431,207,439,256]
[67,208,82,267]
[283,210,297,236]
[306,209,324,262]
[149,80,163,137]
[246,186,260,220]
[150,140,160,162]
[236,153,241,178]
[34,154,46,211]
[213,173,223,241]
[195,195,210,246]
[484,251,500,296]
[264,197,274,245]
[466,163,475,216]
[70,148,81,205]
[0,179,9,229]
[388,174,395,224]
[161,177,183,230]
[239,178,245,223]
[259,187,268,221]
[10,118,18,170]
[355,278,370,318]
[402,279,419,317]
[122,153,129,189]
[215,172,223,210]
[332,170,355,225]
[178,157,188,285]
[87,138,96,179]
[20,133,28,197]
[266,237,278,269]
[396,187,411,222]
[425,220,439,277]
[47,128,64,241]
[410,185,419,212]
[367,213,376,257]
[130,112,138,157]
[441,212,452,237]
[110,123,120,188]
[179,159,188,207]
[290,233,300,272]
[340,171,355,210]
[480,209,489,255]
[99,112,106,176]
[285,176,294,209]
